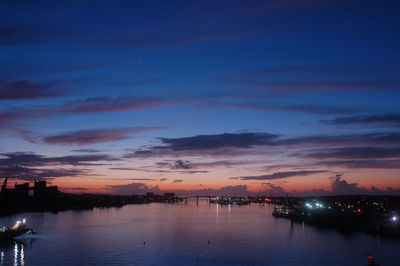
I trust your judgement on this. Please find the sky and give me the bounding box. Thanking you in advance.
[0,0,399,196]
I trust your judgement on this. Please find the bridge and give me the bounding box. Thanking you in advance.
[180,196,231,204]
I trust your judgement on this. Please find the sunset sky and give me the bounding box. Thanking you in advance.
[1,0,399,196]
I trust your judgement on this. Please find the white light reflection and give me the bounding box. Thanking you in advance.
[14,243,18,266]
[20,245,24,266]
[216,203,219,226]
[10,242,25,266]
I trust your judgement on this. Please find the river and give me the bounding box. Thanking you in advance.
[0,201,398,265]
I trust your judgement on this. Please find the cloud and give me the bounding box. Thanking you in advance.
[209,102,361,115]
[0,112,26,128]
[117,77,170,86]
[228,81,400,93]
[42,127,164,146]
[109,167,207,174]
[106,176,400,196]
[159,133,279,150]
[297,147,400,159]
[172,179,183,183]
[172,160,191,169]
[330,175,369,195]
[125,131,400,159]
[70,149,104,153]
[230,63,400,78]
[0,95,171,131]
[0,60,128,75]
[0,151,116,180]
[0,152,117,167]
[125,132,280,158]
[321,113,400,128]
[59,96,167,113]
[107,182,250,196]
[106,182,161,195]
[62,187,89,192]
[0,79,63,100]
[261,183,287,196]
[262,175,400,196]
[316,159,400,169]
[159,178,168,182]
[125,147,266,158]
[129,178,157,181]
[238,170,327,180]
[0,165,87,180]
[165,159,258,170]
[278,132,400,147]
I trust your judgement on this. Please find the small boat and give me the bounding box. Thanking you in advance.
[0,219,36,240]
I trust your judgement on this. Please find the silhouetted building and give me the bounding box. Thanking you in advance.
[14,183,30,198]
[33,180,58,200]
[0,179,59,204]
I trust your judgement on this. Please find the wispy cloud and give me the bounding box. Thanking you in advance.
[125,131,400,159]
[41,127,164,146]
[321,113,400,128]
[0,60,129,75]
[0,165,87,181]
[0,79,64,100]
[227,81,400,92]
[209,101,361,115]
[296,146,400,159]
[316,159,400,169]
[229,63,400,78]
[164,159,257,170]
[0,152,117,166]
[0,151,115,180]
[109,167,208,174]
[158,133,279,150]
[0,95,172,131]
[70,149,104,153]
[278,132,400,147]
[125,133,279,158]
[59,96,167,113]
[238,170,327,180]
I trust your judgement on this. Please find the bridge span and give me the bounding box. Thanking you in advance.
[180,196,229,204]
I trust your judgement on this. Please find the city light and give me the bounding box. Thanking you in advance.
[391,216,398,222]
[305,202,325,209]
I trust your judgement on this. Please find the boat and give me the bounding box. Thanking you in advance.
[0,219,36,240]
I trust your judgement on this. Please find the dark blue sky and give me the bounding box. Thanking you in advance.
[0,0,399,195]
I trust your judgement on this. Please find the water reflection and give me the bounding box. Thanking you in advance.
[0,204,399,265]
[0,239,35,266]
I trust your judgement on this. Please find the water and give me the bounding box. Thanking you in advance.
[0,201,398,266]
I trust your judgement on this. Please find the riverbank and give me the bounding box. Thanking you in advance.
[272,195,400,239]
[0,192,183,217]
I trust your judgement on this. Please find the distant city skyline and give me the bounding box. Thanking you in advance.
[0,0,399,196]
